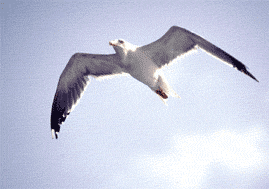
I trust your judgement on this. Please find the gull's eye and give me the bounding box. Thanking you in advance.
[118,40,124,44]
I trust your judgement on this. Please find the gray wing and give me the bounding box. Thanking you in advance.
[51,53,123,139]
[139,26,258,82]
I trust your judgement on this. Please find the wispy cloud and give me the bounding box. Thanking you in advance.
[131,127,267,188]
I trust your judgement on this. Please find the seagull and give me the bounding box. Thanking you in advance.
[50,26,258,139]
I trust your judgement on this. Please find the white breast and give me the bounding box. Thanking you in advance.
[127,49,160,88]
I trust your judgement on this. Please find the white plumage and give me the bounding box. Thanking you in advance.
[51,26,258,139]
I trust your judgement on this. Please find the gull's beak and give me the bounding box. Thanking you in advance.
[109,42,117,46]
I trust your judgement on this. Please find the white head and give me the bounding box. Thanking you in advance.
[109,39,137,56]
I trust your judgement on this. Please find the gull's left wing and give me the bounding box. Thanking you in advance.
[139,26,258,82]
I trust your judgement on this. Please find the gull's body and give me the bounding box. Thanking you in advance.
[51,26,258,139]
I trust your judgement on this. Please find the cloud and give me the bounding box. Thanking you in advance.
[131,127,267,188]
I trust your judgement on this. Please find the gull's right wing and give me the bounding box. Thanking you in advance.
[51,53,123,139]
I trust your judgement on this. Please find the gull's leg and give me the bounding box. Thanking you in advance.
[156,88,168,99]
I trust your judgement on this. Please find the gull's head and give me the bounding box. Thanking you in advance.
[109,39,125,47]
[109,39,137,55]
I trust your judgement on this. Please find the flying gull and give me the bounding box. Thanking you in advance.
[51,26,258,139]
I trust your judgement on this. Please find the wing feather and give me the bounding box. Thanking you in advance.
[140,26,258,82]
[51,53,122,138]
[140,26,196,68]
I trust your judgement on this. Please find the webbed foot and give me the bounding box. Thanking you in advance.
[156,88,168,99]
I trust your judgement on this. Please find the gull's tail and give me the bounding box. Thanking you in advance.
[157,74,181,99]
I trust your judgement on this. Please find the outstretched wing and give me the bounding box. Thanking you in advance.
[140,26,258,82]
[51,53,123,139]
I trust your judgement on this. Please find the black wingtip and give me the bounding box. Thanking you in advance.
[241,68,259,82]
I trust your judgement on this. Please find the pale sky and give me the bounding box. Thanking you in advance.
[1,1,269,188]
